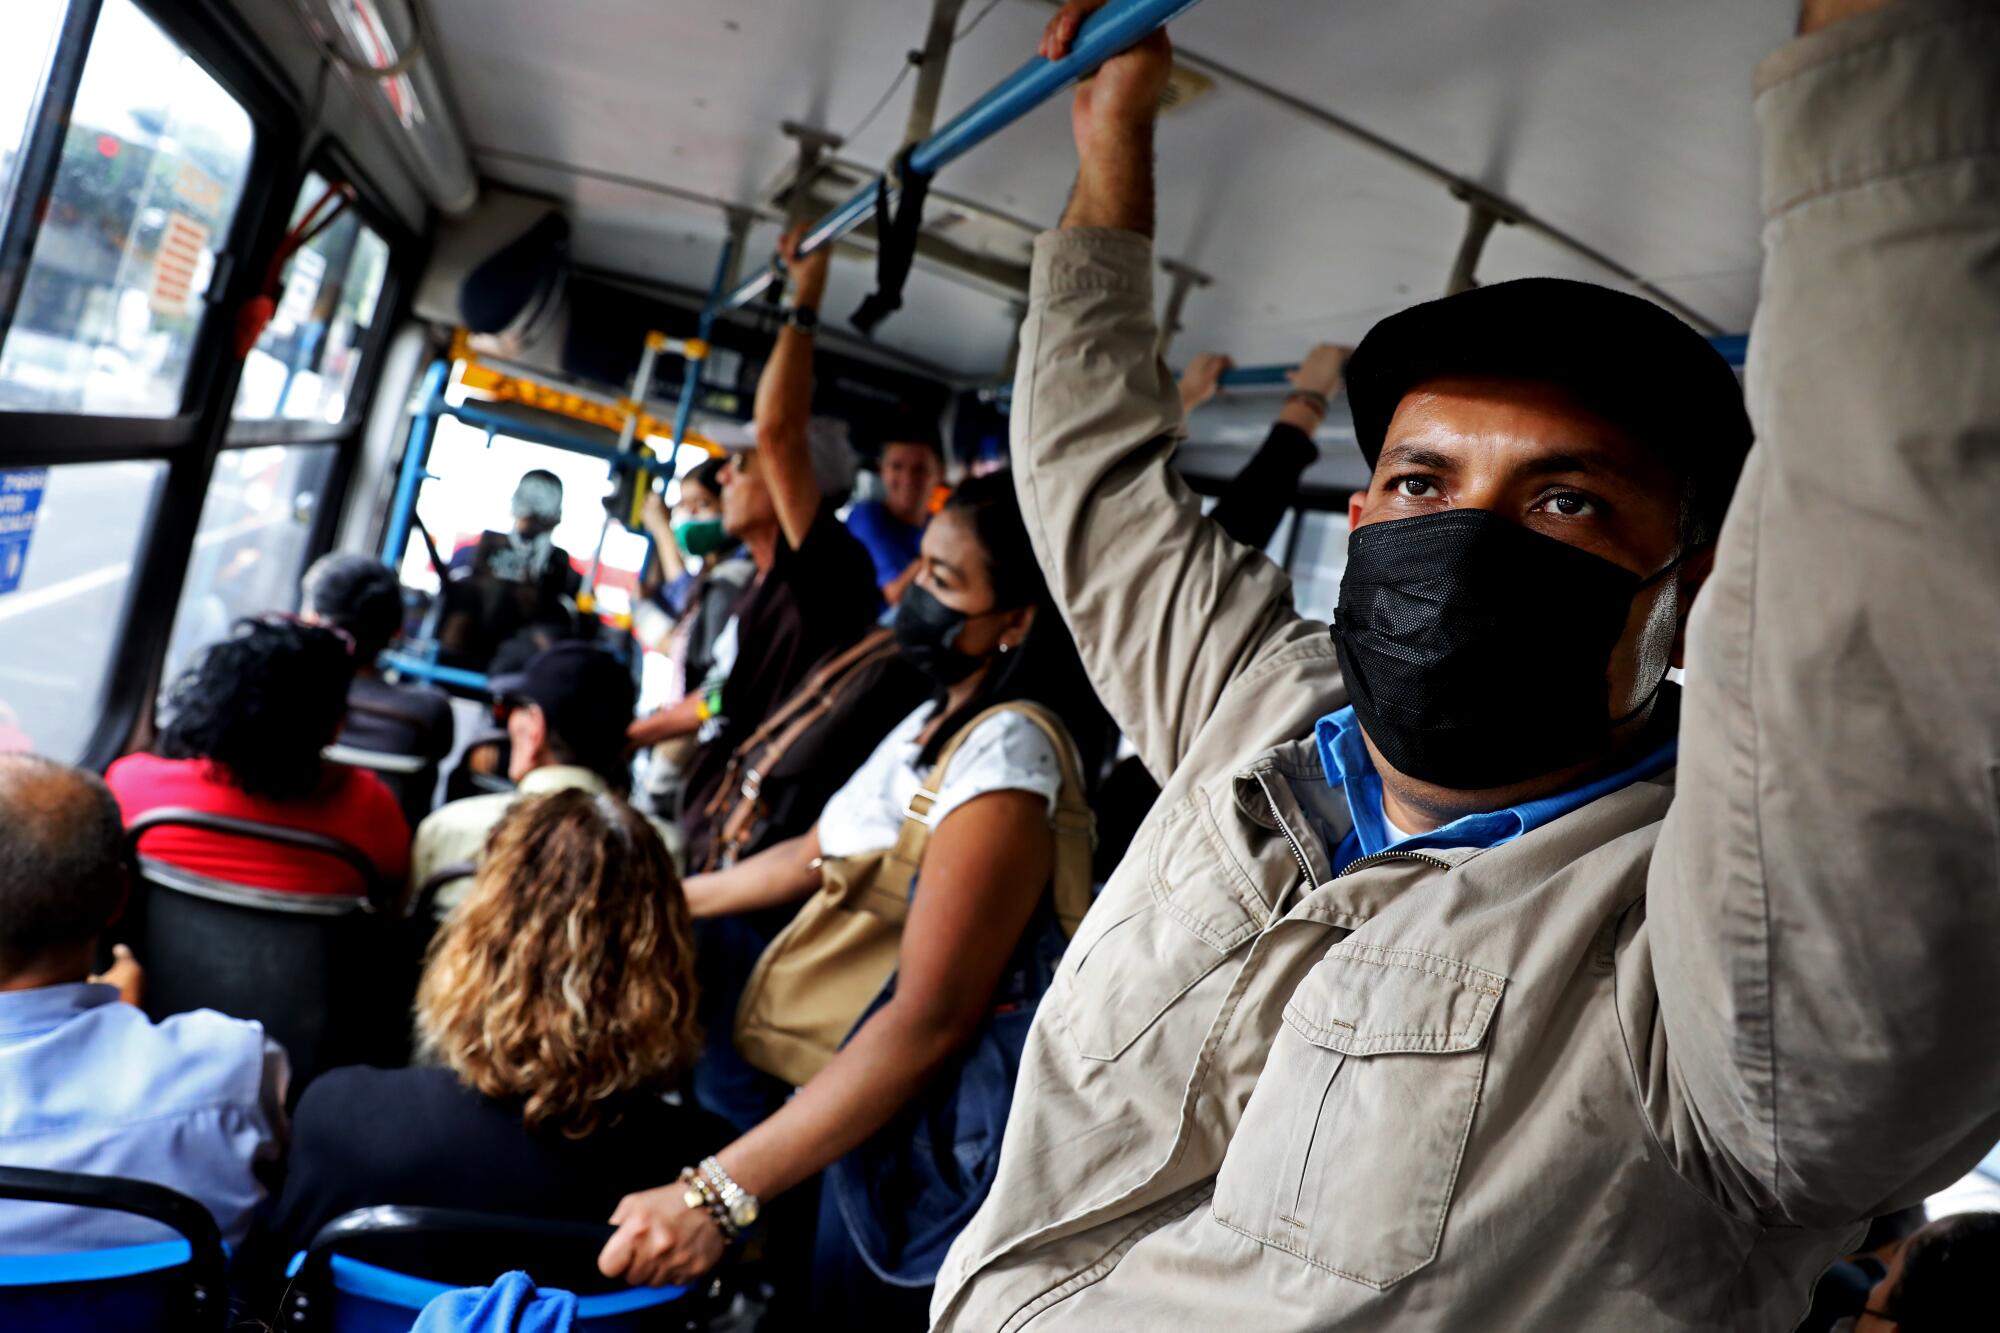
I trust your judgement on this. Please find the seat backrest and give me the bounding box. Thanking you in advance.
[413,860,477,921]
[281,1206,707,1332]
[0,1166,226,1333]
[124,810,412,1082]
[325,742,438,829]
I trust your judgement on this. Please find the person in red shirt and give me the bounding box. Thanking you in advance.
[107,617,409,896]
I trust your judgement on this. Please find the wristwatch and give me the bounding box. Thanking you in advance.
[782,303,819,333]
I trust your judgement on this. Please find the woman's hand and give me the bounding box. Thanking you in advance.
[1179,352,1233,414]
[598,1182,727,1287]
[1288,342,1352,398]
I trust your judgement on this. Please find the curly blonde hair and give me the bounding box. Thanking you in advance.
[415,789,700,1138]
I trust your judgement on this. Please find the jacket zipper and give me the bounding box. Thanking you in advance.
[1337,848,1455,878]
[1254,773,1316,913]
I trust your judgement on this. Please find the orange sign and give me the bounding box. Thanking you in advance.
[150,211,209,315]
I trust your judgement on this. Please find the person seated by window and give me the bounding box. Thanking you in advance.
[301,552,453,769]
[845,420,945,604]
[1838,1211,2000,1332]
[270,788,724,1256]
[597,471,1108,1321]
[409,642,672,917]
[0,754,286,1254]
[107,618,410,897]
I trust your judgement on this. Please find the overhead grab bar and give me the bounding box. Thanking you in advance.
[712,0,1207,315]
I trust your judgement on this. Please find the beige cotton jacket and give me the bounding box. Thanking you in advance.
[933,6,2000,1330]
[408,765,680,917]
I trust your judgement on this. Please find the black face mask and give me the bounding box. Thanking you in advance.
[894,583,993,685]
[1330,508,1678,791]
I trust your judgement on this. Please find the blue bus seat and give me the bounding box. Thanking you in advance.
[280,1206,717,1332]
[122,808,416,1084]
[0,1165,227,1332]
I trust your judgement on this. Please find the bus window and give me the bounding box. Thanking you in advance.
[159,444,339,686]
[0,0,70,238]
[0,460,167,761]
[1287,510,1348,623]
[0,0,254,416]
[233,173,393,425]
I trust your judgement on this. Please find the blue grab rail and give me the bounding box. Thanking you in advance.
[978,333,1750,410]
[715,0,1204,312]
[377,651,493,694]
[0,1240,193,1286]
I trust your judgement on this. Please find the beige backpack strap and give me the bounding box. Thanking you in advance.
[881,702,1097,935]
[872,702,992,890]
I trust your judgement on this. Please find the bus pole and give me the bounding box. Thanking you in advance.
[381,358,450,573]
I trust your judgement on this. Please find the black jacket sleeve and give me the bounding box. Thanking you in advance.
[1206,421,1320,551]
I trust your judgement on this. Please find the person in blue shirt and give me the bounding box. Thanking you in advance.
[844,426,944,603]
[0,754,286,1254]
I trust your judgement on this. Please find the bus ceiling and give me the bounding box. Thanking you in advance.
[236,0,1773,384]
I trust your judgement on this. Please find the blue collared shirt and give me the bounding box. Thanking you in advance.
[1314,706,1678,873]
[0,983,287,1254]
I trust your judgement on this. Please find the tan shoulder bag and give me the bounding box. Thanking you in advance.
[733,700,1095,1087]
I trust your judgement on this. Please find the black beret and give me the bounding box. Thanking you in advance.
[1343,277,1753,534]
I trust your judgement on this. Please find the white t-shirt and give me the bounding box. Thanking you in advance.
[817,701,1064,859]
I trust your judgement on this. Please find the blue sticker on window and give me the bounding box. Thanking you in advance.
[0,469,49,597]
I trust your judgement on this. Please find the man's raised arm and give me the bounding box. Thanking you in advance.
[757,223,830,552]
[1013,4,1321,781]
[1644,0,2000,1226]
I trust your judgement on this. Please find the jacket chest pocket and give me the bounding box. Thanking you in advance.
[1053,791,1263,1063]
[1211,943,1505,1290]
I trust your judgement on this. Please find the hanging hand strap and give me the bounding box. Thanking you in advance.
[234,180,355,358]
[849,145,933,338]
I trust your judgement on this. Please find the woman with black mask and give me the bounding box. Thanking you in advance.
[597,471,1107,1322]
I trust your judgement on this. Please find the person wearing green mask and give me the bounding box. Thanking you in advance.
[636,456,754,817]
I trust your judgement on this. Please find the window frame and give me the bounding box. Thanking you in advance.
[0,0,425,773]
[208,141,425,680]
[224,142,413,448]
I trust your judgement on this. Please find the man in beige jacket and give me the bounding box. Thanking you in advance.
[935,1,2000,1329]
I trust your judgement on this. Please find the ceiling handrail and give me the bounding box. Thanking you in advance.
[712,0,1206,316]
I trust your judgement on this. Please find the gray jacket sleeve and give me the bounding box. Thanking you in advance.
[1011,229,1321,782]
[1645,0,2000,1227]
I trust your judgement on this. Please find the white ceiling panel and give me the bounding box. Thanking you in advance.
[401,0,1790,382]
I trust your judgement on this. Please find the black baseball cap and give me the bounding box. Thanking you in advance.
[489,642,635,772]
[1342,277,1753,536]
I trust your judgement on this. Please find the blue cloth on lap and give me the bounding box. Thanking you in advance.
[410,1271,576,1333]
